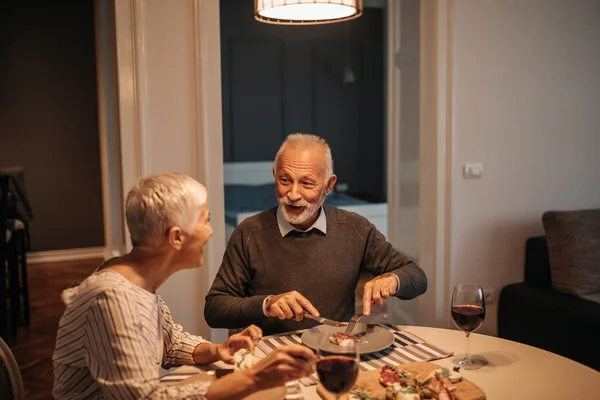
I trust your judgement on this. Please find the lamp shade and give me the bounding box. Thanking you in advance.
[255,0,363,25]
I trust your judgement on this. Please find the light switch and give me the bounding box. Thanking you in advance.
[463,163,483,179]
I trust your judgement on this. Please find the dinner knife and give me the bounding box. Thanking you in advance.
[302,313,342,327]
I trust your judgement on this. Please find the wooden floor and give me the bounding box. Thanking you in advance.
[11,258,102,400]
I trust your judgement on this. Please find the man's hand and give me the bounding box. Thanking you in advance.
[217,324,263,364]
[362,274,398,315]
[265,290,319,321]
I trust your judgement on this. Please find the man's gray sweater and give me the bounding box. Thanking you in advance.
[204,204,427,335]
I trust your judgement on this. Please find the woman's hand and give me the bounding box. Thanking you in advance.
[205,344,316,400]
[247,344,316,391]
[217,324,263,364]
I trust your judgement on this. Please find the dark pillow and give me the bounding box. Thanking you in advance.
[542,209,600,303]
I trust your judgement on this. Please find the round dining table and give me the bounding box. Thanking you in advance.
[164,325,600,399]
[397,325,600,399]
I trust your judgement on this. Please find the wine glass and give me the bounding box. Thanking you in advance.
[451,283,486,370]
[315,332,360,399]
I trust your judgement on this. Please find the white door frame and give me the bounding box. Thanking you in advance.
[385,0,403,251]
[94,0,126,260]
[386,0,452,328]
[418,0,453,328]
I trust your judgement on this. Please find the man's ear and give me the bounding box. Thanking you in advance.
[167,226,184,250]
[325,174,337,195]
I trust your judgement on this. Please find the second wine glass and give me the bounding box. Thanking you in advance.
[451,283,486,370]
[315,333,359,399]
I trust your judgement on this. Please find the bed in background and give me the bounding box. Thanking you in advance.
[223,161,388,242]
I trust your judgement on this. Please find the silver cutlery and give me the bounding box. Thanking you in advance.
[302,313,342,327]
[345,301,375,334]
[344,313,364,335]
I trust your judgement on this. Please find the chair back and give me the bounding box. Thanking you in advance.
[0,168,33,223]
[0,175,10,342]
[0,336,24,400]
[1,174,8,241]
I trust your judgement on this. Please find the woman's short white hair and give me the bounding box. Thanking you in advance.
[125,173,207,246]
[273,133,334,181]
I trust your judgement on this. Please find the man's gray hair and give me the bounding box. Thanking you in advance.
[273,133,334,181]
[125,173,208,246]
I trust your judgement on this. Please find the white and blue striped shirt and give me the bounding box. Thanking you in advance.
[53,270,210,399]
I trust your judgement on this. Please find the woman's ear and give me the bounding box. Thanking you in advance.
[168,226,184,250]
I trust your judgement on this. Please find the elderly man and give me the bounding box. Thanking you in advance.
[205,133,427,335]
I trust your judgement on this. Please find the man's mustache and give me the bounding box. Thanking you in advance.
[279,199,309,208]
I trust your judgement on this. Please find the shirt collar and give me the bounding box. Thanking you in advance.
[277,205,327,237]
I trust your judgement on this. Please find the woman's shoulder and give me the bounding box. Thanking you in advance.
[61,270,146,307]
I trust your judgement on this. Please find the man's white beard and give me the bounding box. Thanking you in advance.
[279,193,326,227]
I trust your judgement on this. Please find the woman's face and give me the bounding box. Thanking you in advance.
[183,202,213,269]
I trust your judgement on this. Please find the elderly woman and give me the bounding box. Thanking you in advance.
[52,173,315,399]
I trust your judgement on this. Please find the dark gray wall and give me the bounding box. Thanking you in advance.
[220,1,385,201]
[0,2,104,251]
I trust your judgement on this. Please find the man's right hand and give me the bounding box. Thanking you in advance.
[265,291,319,321]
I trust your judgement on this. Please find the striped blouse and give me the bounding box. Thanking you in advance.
[52,270,211,399]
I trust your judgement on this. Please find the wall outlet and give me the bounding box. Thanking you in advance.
[463,162,483,179]
[484,288,497,305]
[336,182,349,193]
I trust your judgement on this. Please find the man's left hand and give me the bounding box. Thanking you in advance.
[362,274,398,316]
[217,324,263,364]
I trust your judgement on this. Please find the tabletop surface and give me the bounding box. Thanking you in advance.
[402,326,600,399]
[162,325,600,399]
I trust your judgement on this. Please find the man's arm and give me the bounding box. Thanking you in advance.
[362,224,427,300]
[204,229,269,329]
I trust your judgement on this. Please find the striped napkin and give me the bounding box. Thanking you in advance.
[160,325,452,399]
[257,324,453,387]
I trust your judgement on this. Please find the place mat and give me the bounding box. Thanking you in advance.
[258,324,453,387]
[159,325,452,398]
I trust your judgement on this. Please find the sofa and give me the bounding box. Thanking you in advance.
[498,215,600,371]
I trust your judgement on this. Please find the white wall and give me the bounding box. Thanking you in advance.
[449,0,600,335]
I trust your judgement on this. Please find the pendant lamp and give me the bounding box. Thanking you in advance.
[255,0,363,25]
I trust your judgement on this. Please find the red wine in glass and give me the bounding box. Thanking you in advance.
[316,332,360,399]
[317,355,359,396]
[451,283,486,370]
[451,304,485,332]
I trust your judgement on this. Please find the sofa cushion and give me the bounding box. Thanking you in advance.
[542,209,600,303]
[524,237,551,288]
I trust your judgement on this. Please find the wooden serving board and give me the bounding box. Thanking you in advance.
[317,361,485,400]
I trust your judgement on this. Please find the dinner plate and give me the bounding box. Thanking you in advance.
[301,324,395,355]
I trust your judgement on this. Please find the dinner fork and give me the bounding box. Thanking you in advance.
[344,301,374,334]
[344,313,363,335]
